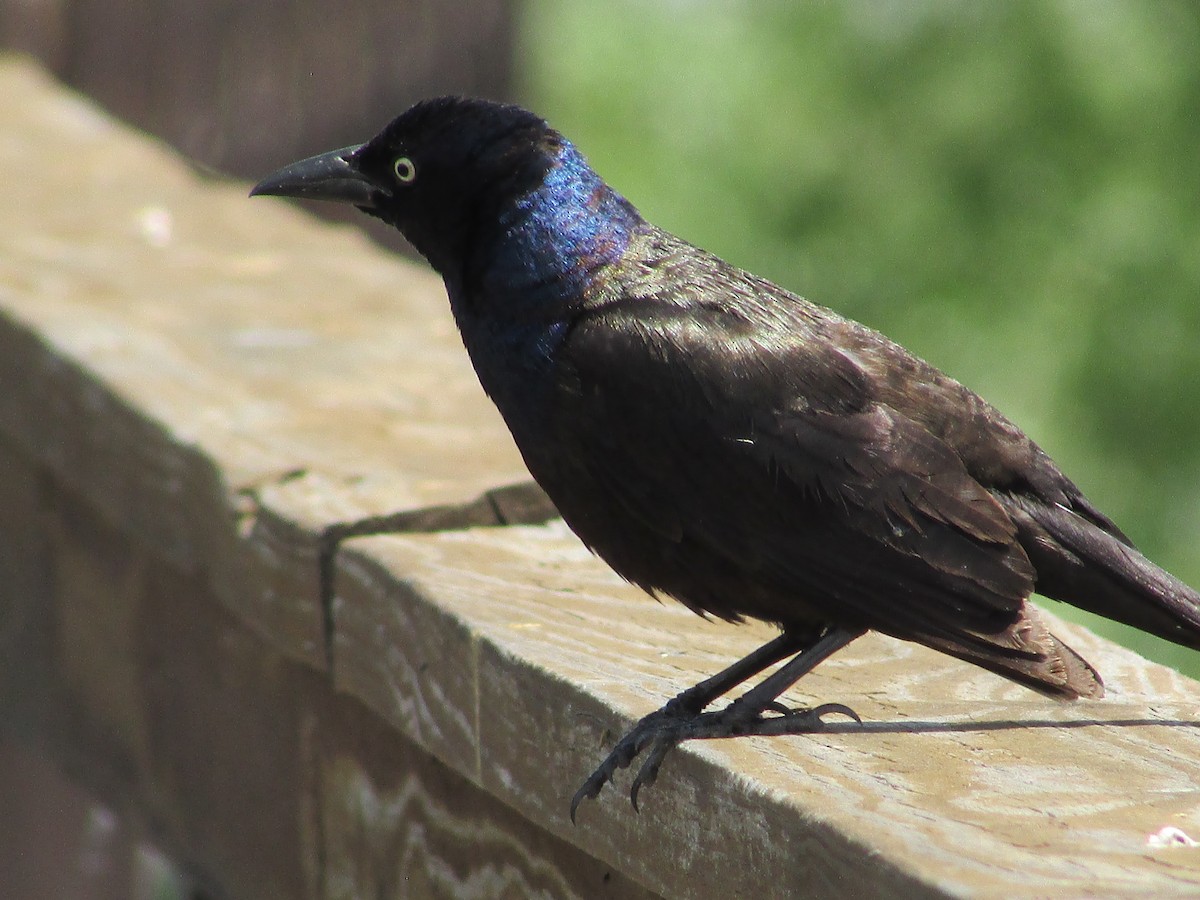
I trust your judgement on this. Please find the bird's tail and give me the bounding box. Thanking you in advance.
[1008,497,1200,652]
[922,605,1105,700]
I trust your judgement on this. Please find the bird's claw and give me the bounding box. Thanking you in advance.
[570,707,686,823]
[629,736,675,812]
[808,701,861,724]
[759,700,858,723]
[571,699,862,821]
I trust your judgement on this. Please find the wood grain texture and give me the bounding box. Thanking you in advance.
[1,435,646,900]
[0,58,530,666]
[312,682,660,900]
[336,523,1200,898]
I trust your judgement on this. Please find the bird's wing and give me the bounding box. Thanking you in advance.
[554,294,1038,639]
[552,281,1104,698]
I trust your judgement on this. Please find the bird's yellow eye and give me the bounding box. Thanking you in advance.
[393,156,417,184]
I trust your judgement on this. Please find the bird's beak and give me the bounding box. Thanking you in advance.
[250,144,383,207]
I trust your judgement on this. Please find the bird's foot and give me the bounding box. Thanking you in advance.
[570,699,859,821]
[570,697,698,822]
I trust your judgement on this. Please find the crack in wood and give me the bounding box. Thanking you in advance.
[316,481,559,673]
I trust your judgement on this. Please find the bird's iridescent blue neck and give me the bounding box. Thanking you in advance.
[474,138,640,316]
[449,139,640,420]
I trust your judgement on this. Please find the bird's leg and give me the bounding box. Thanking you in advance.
[627,627,864,807]
[571,626,864,820]
[570,631,808,822]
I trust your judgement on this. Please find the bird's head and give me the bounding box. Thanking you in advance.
[251,97,634,287]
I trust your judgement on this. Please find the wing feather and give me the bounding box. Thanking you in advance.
[551,294,1037,642]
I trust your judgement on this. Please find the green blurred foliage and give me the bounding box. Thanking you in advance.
[516,0,1200,677]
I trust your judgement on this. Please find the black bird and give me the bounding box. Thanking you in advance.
[252,97,1200,818]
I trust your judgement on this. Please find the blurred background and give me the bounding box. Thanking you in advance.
[3,0,1198,669]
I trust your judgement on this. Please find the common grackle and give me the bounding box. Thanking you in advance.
[252,97,1200,819]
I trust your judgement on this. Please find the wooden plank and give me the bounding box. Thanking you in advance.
[312,675,661,900]
[334,524,1200,898]
[0,440,643,899]
[0,57,531,667]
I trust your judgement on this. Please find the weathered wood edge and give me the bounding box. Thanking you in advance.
[328,526,1200,899]
[0,55,533,671]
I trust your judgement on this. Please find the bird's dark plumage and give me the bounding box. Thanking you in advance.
[253,97,1200,816]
